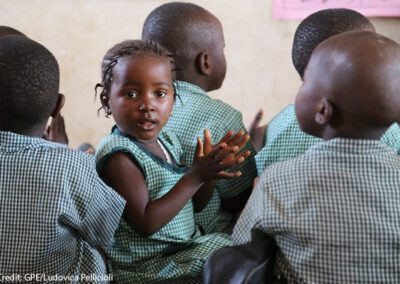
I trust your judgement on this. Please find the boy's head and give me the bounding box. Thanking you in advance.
[0,26,25,38]
[292,8,374,79]
[0,35,62,135]
[295,31,400,140]
[142,2,226,92]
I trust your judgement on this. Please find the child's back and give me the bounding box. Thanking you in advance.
[233,31,400,283]
[254,8,400,175]
[0,35,125,278]
[142,2,257,233]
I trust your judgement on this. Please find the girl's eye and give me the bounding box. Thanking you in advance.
[155,90,167,98]
[126,91,138,99]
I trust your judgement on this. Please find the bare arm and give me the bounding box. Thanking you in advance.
[100,143,243,236]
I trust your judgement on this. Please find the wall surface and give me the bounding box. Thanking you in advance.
[1,0,399,147]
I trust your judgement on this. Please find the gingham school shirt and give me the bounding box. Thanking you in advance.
[255,104,400,175]
[164,81,257,233]
[233,138,400,283]
[0,131,125,282]
[95,129,231,283]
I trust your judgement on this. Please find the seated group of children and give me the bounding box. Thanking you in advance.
[1,2,400,284]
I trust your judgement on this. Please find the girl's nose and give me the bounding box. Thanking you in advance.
[139,103,155,112]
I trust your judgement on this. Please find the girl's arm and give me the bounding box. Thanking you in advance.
[100,144,241,236]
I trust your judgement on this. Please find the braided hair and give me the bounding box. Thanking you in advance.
[95,40,175,116]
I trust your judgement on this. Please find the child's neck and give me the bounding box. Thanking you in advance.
[134,138,170,162]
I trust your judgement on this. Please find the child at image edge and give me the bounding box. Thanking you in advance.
[252,8,400,175]
[95,40,250,283]
[0,35,125,280]
[233,31,400,283]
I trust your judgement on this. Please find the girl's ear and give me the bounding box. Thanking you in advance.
[196,51,211,75]
[51,93,65,118]
[315,97,333,125]
[100,94,111,116]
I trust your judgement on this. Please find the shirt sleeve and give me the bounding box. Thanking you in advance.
[232,172,267,245]
[59,154,126,248]
[79,176,126,247]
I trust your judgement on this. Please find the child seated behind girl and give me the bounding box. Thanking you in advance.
[233,31,400,283]
[94,40,250,283]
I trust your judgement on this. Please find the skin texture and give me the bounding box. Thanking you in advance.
[100,52,250,236]
[295,31,400,140]
[248,9,375,151]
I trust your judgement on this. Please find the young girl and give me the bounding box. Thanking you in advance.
[95,40,250,283]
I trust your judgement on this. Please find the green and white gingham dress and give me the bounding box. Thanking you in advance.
[255,104,400,175]
[165,81,257,234]
[96,128,232,284]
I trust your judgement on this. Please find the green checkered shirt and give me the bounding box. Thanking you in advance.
[165,81,257,233]
[0,131,125,282]
[234,139,400,283]
[255,104,400,175]
[96,128,231,283]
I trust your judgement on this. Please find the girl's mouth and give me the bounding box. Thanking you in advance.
[137,119,157,131]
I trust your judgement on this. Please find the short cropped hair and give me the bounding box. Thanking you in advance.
[0,26,25,37]
[142,2,218,70]
[0,35,59,130]
[292,8,373,78]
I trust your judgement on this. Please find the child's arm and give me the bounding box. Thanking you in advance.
[193,129,251,212]
[100,143,243,237]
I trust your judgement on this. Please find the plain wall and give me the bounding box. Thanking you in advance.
[2,0,400,147]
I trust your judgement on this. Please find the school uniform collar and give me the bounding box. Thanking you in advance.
[0,130,66,152]
[308,138,396,156]
[174,80,209,98]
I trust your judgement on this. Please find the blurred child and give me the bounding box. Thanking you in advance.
[252,8,400,175]
[78,142,96,154]
[233,31,400,283]
[142,2,257,234]
[0,35,125,280]
[95,40,250,283]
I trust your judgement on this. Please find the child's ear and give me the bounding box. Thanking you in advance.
[100,94,111,116]
[51,93,65,118]
[196,52,212,75]
[315,97,333,125]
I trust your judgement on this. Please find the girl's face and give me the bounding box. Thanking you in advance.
[105,54,174,141]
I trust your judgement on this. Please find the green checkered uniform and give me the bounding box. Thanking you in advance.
[255,104,400,175]
[0,131,125,281]
[234,139,400,283]
[96,128,232,284]
[165,81,257,234]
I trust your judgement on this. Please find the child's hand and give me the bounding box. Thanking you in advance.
[43,113,69,145]
[247,109,266,152]
[212,129,252,170]
[191,129,250,181]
